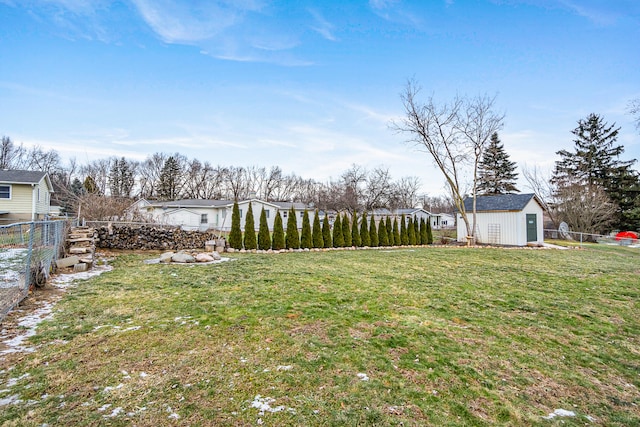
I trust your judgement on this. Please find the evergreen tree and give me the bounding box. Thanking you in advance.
[553,113,639,230]
[392,218,401,246]
[158,156,182,200]
[419,218,428,245]
[400,215,409,245]
[285,206,300,249]
[272,211,285,250]
[378,218,389,246]
[83,175,99,194]
[312,210,323,248]
[258,207,271,250]
[300,209,312,249]
[360,212,370,246]
[229,201,243,249]
[385,217,393,246]
[413,215,420,244]
[322,215,332,248]
[369,215,378,247]
[108,157,135,197]
[407,216,416,245]
[332,214,344,247]
[351,211,361,247]
[243,202,257,250]
[426,217,434,244]
[342,213,352,247]
[477,132,519,195]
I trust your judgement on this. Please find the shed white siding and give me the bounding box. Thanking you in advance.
[457,198,544,246]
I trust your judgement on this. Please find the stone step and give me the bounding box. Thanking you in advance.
[68,237,94,243]
[69,247,92,255]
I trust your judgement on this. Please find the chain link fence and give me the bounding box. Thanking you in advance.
[0,220,69,320]
[544,228,640,248]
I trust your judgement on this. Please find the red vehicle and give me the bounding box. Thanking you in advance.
[615,231,639,241]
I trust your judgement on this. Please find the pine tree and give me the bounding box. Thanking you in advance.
[229,201,243,249]
[351,211,361,247]
[400,215,409,245]
[243,202,257,250]
[426,217,434,244]
[258,207,271,250]
[369,215,378,247]
[332,215,344,247]
[341,213,352,247]
[300,209,312,249]
[322,215,332,248]
[378,218,389,246]
[413,215,420,244]
[477,132,519,195]
[392,218,401,246]
[158,156,182,200]
[407,216,416,245]
[386,217,393,246]
[285,206,300,249]
[360,212,370,246]
[553,113,639,230]
[312,210,323,248]
[272,211,285,250]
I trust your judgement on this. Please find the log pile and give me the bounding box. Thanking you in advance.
[95,225,220,250]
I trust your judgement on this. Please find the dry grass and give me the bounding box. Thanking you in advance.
[0,245,639,426]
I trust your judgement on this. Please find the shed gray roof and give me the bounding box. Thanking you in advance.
[0,169,47,184]
[461,193,541,212]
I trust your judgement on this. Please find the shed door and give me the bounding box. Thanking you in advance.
[526,214,537,242]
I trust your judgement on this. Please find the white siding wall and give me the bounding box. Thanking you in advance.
[457,200,544,246]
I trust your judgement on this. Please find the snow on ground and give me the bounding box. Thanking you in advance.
[0,265,112,355]
[0,248,28,288]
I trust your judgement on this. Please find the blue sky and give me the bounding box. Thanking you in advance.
[1,0,639,195]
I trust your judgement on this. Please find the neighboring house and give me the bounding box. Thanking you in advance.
[130,198,309,232]
[0,170,54,223]
[456,193,545,246]
[371,207,436,227]
[437,213,456,229]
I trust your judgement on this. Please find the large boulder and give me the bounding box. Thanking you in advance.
[195,253,215,263]
[159,252,175,263]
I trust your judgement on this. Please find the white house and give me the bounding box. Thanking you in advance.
[437,213,455,229]
[371,207,435,227]
[131,198,309,232]
[456,193,545,246]
[0,170,54,223]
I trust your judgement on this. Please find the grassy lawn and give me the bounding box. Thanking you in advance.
[1,245,639,426]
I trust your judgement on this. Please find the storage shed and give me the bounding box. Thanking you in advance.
[456,193,545,246]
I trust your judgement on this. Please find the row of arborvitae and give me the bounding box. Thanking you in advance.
[227,201,433,251]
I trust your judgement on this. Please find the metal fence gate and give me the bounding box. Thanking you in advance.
[0,220,69,321]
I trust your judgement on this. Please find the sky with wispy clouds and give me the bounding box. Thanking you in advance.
[1,0,638,195]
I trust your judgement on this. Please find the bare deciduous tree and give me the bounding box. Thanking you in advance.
[555,184,617,235]
[393,79,504,243]
[522,164,559,227]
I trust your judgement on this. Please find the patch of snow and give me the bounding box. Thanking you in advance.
[0,394,22,406]
[276,365,292,371]
[357,373,369,381]
[105,407,124,418]
[98,404,112,411]
[542,408,576,420]
[0,265,112,355]
[102,383,124,393]
[139,372,148,378]
[250,395,288,415]
[5,373,30,388]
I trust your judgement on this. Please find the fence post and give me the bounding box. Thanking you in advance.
[24,222,36,290]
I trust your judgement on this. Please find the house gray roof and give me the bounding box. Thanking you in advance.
[270,201,308,210]
[0,169,47,184]
[461,193,540,212]
[148,199,232,208]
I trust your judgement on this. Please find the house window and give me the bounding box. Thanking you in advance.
[201,214,208,224]
[265,210,270,218]
[37,188,41,202]
[300,211,304,218]
[283,211,287,218]
[0,185,10,199]
[239,209,243,218]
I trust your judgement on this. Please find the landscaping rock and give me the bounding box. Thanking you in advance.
[159,252,175,263]
[171,253,196,263]
[195,253,215,262]
[56,256,80,269]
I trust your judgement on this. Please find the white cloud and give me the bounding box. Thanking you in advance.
[309,9,338,42]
